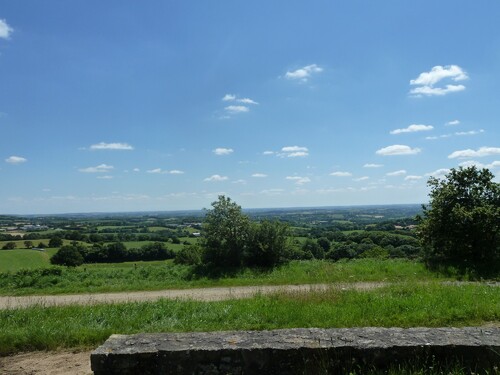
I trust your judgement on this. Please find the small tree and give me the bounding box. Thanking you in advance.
[24,240,33,249]
[51,245,84,267]
[417,166,500,274]
[201,195,250,268]
[48,236,63,248]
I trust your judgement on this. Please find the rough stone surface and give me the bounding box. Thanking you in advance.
[91,327,500,374]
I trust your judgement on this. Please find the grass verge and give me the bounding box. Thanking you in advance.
[0,259,447,296]
[0,283,498,354]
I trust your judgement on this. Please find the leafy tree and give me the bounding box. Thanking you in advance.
[24,240,33,249]
[245,220,291,267]
[201,195,250,268]
[417,166,500,274]
[2,242,16,250]
[48,236,63,248]
[301,239,325,259]
[174,243,203,266]
[317,237,331,253]
[50,245,84,267]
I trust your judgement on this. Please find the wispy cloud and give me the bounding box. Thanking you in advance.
[97,175,113,180]
[147,168,184,174]
[89,142,134,151]
[446,120,460,126]
[405,175,422,181]
[353,176,369,182]
[278,146,309,158]
[286,176,311,185]
[221,94,258,117]
[363,163,384,168]
[204,174,228,182]
[78,164,114,173]
[330,171,352,177]
[224,105,249,114]
[455,129,484,136]
[425,168,450,178]
[262,151,275,156]
[409,65,468,97]
[5,155,27,164]
[252,173,267,178]
[0,19,13,39]
[376,145,421,156]
[285,64,323,82]
[390,124,433,134]
[222,94,258,105]
[459,160,500,170]
[386,170,407,176]
[448,146,500,159]
[213,147,234,156]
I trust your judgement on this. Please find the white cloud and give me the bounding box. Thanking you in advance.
[459,160,500,170]
[363,163,383,168]
[376,145,421,156]
[425,168,450,178]
[222,94,258,105]
[222,94,236,101]
[279,146,309,158]
[390,124,433,134]
[410,65,468,86]
[330,171,352,177]
[286,176,311,185]
[448,147,500,159]
[232,179,247,185]
[446,120,460,126]
[0,19,13,39]
[213,147,234,156]
[405,175,423,181]
[97,175,113,180]
[147,168,184,174]
[353,176,369,182]
[410,85,466,96]
[133,168,140,172]
[285,64,323,82]
[252,173,267,178]
[386,170,407,176]
[410,65,468,97]
[260,188,284,195]
[204,174,228,182]
[455,129,484,136]
[262,151,275,155]
[5,155,27,164]
[426,134,452,140]
[79,164,114,173]
[90,142,134,150]
[225,105,249,114]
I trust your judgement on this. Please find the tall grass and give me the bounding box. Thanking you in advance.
[0,283,498,354]
[0,259,446,296]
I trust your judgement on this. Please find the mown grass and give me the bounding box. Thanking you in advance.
[0,283,498,354]
[0,259,447,296]
[0,250,50,273]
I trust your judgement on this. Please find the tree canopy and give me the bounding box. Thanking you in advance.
[417,166,500,274]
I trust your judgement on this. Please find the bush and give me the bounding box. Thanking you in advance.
[174,244,203,266]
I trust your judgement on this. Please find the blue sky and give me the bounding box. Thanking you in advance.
[1,1,499,214]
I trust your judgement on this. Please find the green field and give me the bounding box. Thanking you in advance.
[0,250,51,273]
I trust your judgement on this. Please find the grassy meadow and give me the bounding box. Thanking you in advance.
[0,259,448,296]
[0,283,498,354]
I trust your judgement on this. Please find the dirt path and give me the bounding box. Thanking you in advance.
[0,350,93,375]
[0,282,387,310]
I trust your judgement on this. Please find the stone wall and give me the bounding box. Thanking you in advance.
[91,327,500,374]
